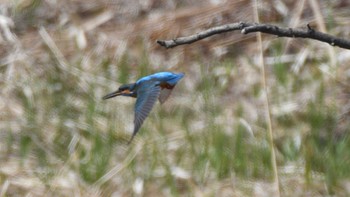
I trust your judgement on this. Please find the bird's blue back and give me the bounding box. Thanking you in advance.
[136,72,184,86]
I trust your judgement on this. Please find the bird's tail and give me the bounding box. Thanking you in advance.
[127,132,136,145]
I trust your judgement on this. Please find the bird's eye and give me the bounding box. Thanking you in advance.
[119,85,127,91]
[118,83,134,91]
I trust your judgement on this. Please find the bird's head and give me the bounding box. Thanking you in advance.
[102,83,136,100]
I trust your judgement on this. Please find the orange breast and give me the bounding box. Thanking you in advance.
[160,82,174,89]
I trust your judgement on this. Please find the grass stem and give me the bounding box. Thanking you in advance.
[253,0,280,196]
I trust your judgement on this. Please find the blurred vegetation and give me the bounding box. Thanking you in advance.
[1,0,350,196]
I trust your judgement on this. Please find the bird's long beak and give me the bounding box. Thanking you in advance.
[102,90,123,100]
[103,89,133,100]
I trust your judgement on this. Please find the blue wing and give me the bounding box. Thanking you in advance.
[128,80,161,144]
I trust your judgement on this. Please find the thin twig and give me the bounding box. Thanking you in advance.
[157,22,350,49]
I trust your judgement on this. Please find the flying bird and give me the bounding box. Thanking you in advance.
[103,72,184,144]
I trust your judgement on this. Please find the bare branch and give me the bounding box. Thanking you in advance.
[157,22,350,50]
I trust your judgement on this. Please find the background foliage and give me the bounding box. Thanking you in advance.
[1,0,350,196]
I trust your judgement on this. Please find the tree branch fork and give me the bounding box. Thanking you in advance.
[157,22,350,50]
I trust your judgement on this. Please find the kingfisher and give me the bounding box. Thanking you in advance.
[103,72,184,144]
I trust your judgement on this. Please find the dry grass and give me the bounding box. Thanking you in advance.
[1,0,350,196]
